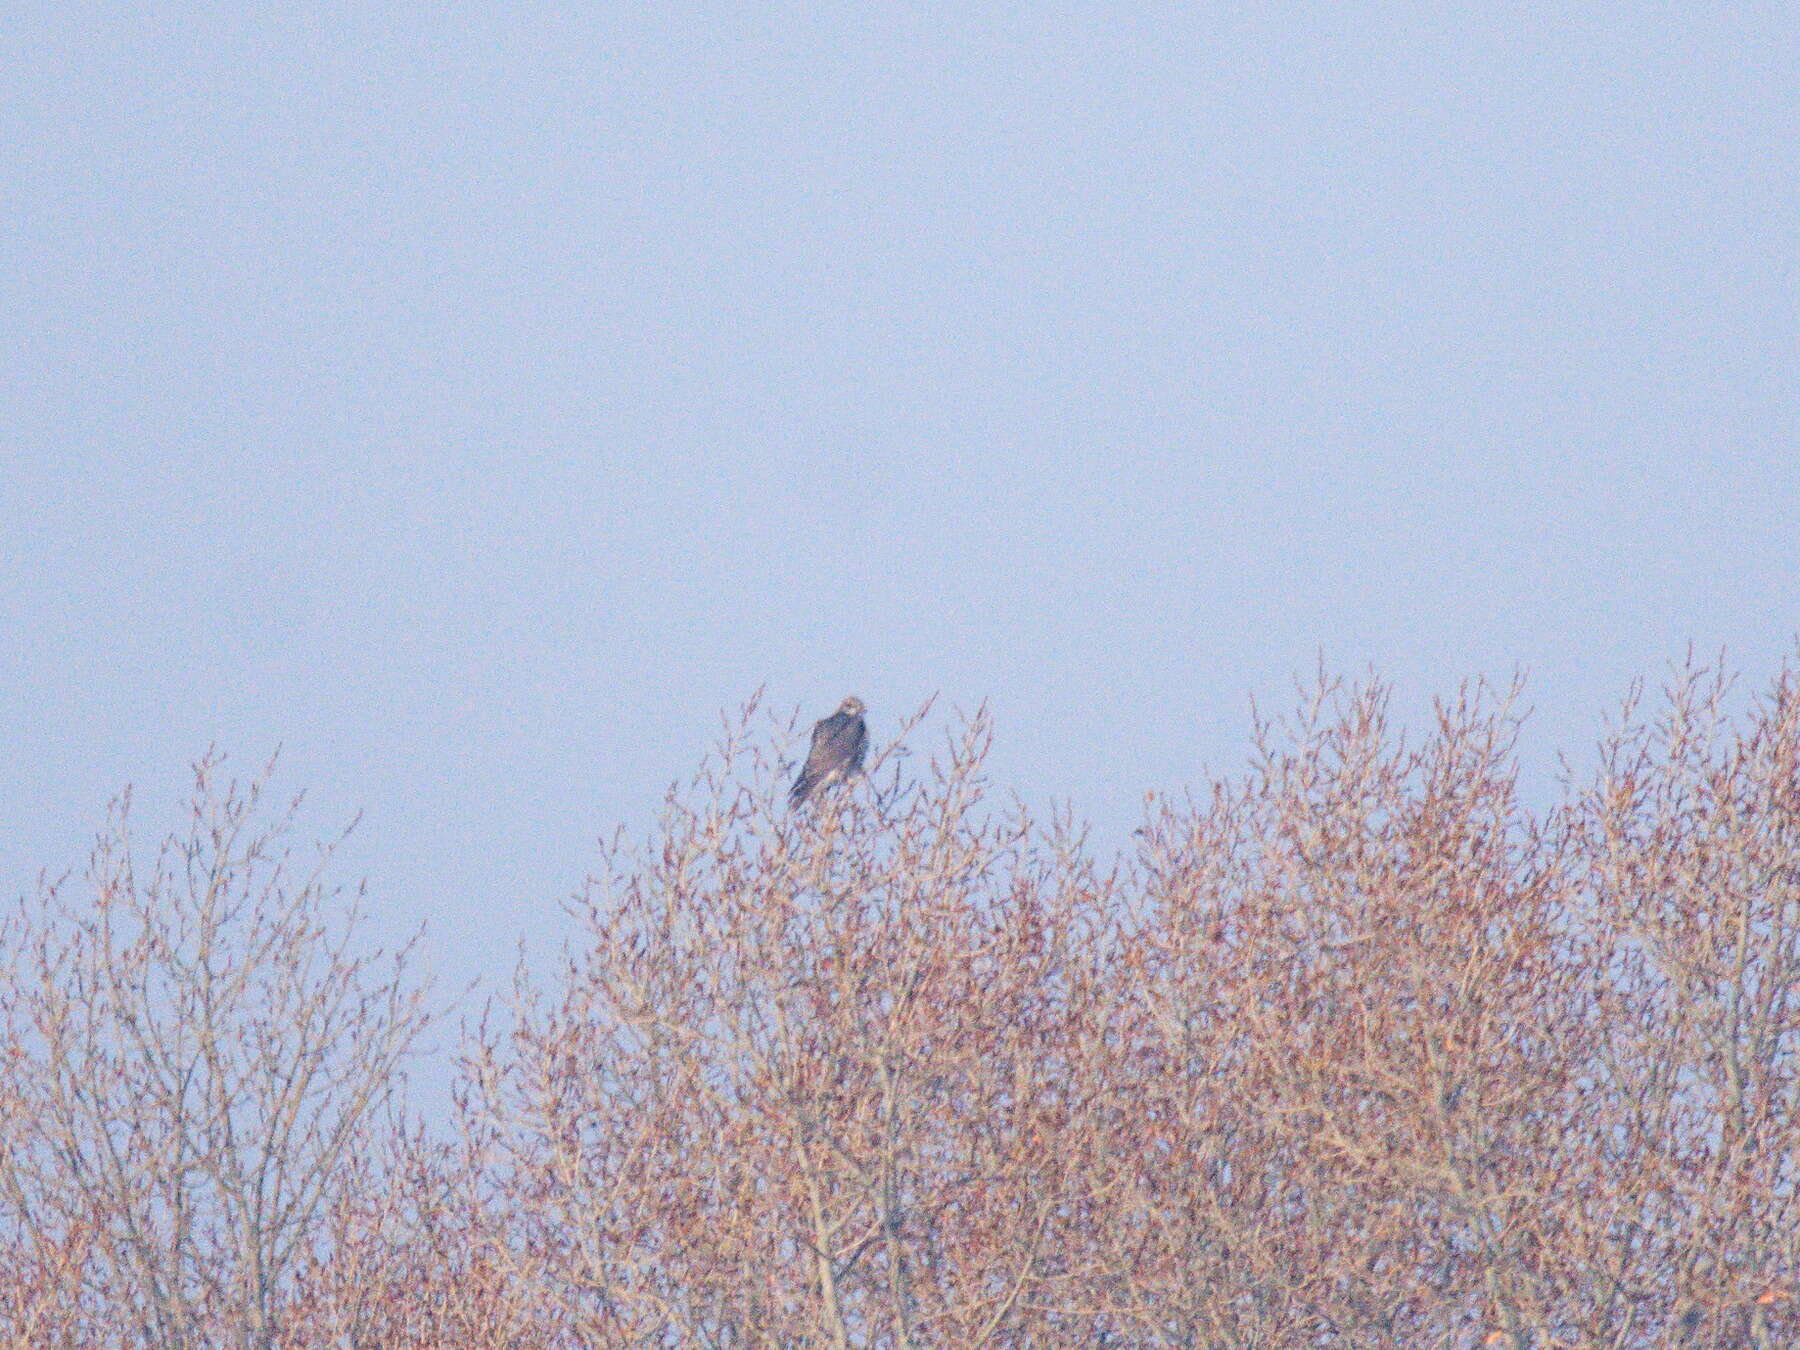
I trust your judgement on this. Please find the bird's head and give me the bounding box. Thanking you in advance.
[840,696,866,716]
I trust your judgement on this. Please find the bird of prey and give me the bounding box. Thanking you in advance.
[789,696,868,807]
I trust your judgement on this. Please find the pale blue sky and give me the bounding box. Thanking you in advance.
[5,4,1798,1021]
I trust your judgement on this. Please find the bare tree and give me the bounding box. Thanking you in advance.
[8,659,1800,1347]
[466,700,1125,1348]
[0,755,433,1350]
[1569,661,1800,1347]
[269,1115,552,1350]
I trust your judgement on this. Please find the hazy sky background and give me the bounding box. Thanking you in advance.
[5,3,1798,1061]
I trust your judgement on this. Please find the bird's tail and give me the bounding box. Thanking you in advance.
[788,773,817,807]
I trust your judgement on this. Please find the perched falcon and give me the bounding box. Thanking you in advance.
[789,696,868,807]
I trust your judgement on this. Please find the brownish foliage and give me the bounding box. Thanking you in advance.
[5,663,1800,1347]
